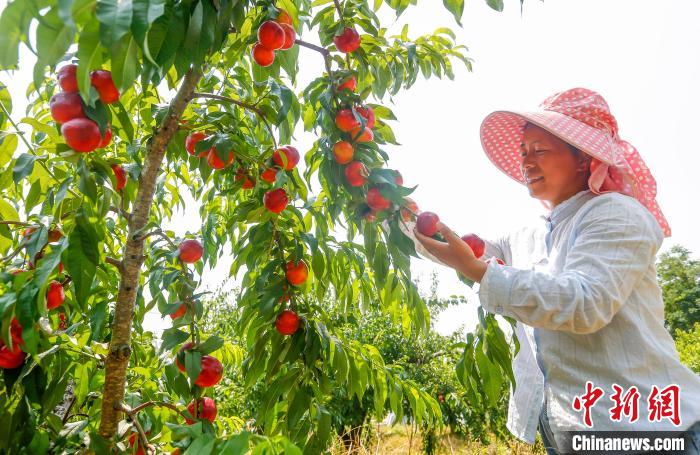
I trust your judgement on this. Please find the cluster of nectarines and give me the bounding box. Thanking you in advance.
[51,65,118,153]
[251,11,296,67]
[185,131,235,170]
[415,211,487,259]
[273,259,308,336]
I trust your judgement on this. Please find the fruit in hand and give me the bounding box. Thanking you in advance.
[416,212,440,237]
[178,239,203,263]
[461,234,485,259]
[275,309,300,335]
[285,260,308,286]
[333,27,361,53]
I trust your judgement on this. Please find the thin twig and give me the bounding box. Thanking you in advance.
[105,256,124,272]
[295,39,334,77]
[0,220,34,227]
[116,403,151,454]
[151,229,178,250]
[332,0,344,20]
[61,395,77,424]
[109,205,132,220]
[0,243,25,265]
[130,400,189,420]
[191,92,277,150]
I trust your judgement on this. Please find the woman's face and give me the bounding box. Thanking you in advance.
[520,124,591,207]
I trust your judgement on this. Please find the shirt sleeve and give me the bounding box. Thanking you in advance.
[477,195,663,334]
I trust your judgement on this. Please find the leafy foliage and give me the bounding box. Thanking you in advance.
[657,245,700,335]
[0,0,515,453]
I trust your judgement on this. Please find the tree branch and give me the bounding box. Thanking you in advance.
[109,205,132,221]
[116,403,151,454]
[98,67,203,440]
[130,400,189,420]
[191,92,277,150]
[333,0,344,20]
[105,256,123,272]
[0,220,34,227]
[295,39,334,81]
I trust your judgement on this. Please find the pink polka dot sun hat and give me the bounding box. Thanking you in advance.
[479,87,671,237]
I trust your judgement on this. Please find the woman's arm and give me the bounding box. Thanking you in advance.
[477,196,663,334]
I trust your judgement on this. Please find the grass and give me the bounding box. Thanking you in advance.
[330,423,547,455]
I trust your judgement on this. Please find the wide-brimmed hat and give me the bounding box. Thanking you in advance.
[479,87,671,237]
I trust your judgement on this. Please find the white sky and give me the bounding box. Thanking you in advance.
[2,0,699,336]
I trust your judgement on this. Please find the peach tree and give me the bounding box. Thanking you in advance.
[0,0,516,452]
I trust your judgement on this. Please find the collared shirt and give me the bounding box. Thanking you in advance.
[476,190,700,445]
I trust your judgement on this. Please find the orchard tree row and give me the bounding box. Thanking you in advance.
[0,0,516,452]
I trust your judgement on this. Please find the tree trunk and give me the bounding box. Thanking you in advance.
[98,68,202,439]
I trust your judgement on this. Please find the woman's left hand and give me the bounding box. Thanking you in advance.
[413,221,486,282]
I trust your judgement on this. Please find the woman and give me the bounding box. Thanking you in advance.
[413,88,700,454]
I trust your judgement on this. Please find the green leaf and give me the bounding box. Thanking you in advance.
[132,0,166,44]
[0,1,37,69]
[198,335,224,355]
[77,20,103,98]
[36,8,75,67]
[88,301,108,343]
[442,0,465,25]
[0,199,20,222]
[160,327,190,352]
[58,0,77,31]
[96,0,134,48]
[111,33,139,92]
[12,153,37,183]
[65,210,101,306]
[485,0,504,12]
[77,159,98,201]
[182,1,204,66]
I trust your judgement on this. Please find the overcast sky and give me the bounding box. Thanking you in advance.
[2,0,698,335]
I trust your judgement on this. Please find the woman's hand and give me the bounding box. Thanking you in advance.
[413,221,488,283]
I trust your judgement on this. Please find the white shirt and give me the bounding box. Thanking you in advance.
[475,190,700,444]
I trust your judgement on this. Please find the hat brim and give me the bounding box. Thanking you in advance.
[480,110,617,185]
